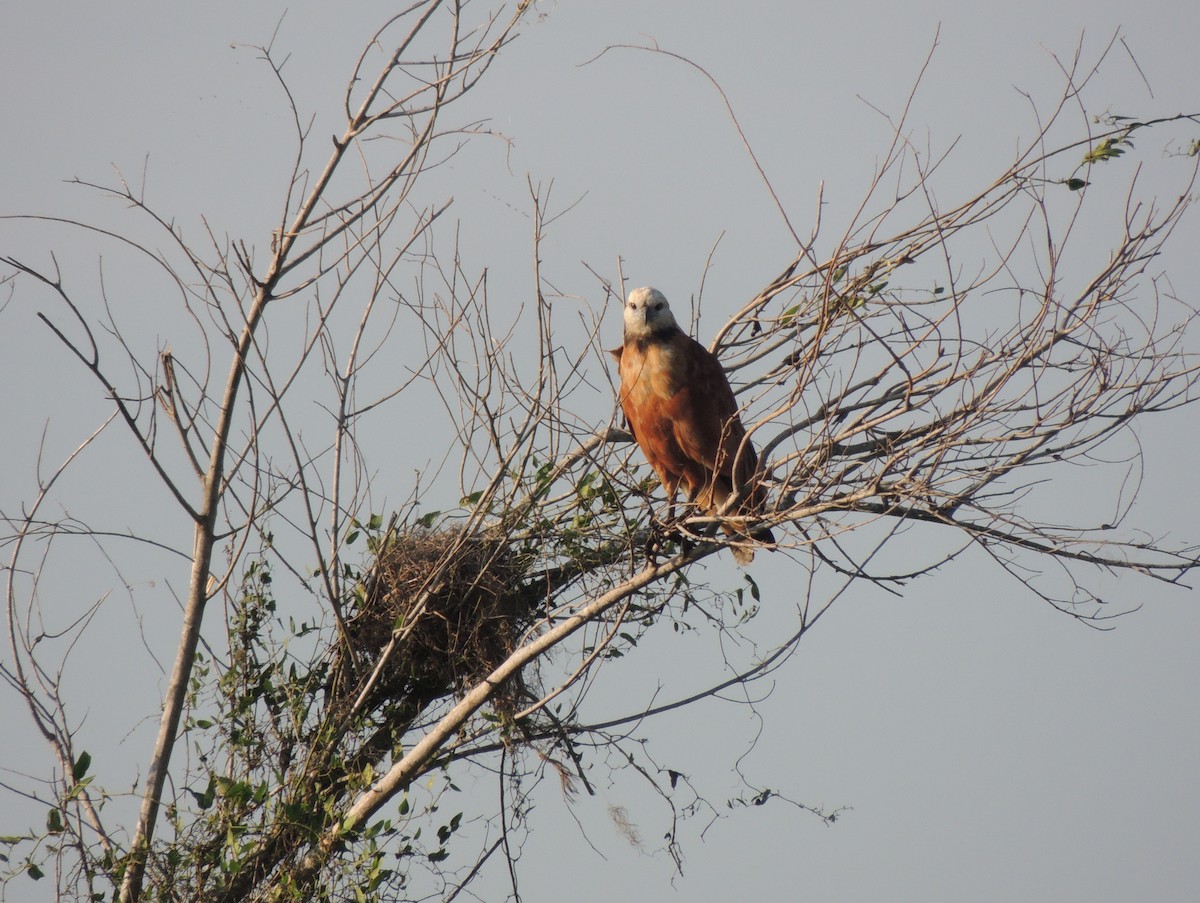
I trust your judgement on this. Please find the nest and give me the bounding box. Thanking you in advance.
[333,526,536,716]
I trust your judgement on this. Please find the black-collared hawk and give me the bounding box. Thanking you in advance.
[611,286,774,564]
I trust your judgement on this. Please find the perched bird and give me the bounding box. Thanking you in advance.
[610,286,774,564]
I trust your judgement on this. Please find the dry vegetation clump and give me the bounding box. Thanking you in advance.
[333,526,538,715]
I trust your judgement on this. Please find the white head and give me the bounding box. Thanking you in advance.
[623,286,679,339]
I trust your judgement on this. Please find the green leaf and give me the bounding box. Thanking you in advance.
[186,777,216,810]
[367,513,383,531]
[1082,136,1129,165]
[46,808,63,835]
[345,530,360,546]
[27,862,44,881]
[1066,177,1089,191]
[71,750,91,783]
[744,573,761,603]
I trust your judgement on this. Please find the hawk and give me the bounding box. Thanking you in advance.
[610,286,774,564]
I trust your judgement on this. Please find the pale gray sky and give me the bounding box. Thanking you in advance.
[2,2,1198,901]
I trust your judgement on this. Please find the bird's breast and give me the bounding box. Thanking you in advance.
[623,339,684,402]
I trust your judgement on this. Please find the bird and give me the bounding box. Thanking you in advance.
[610,286,774,564]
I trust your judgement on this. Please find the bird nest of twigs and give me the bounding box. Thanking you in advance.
[331,526,536,716]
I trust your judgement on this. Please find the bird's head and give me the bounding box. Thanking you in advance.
[623,286,679,340]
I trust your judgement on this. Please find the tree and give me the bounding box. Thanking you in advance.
[2,3,1198,900]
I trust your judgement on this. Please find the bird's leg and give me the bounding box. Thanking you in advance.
[646,514,694,565]
[662,480,690,542]
[645,480,686,561]
[644,518,665,563]
[689,481,722,543]
[658,478,680,534]
[646,508,677,562]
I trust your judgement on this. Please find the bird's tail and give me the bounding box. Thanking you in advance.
[723,521,774,565]
[708,473,775,565]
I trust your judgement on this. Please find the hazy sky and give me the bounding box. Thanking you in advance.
[2,2,1198,901]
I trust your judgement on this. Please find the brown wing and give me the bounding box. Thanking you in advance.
[667,333,759,496]
[608,346,637,440]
